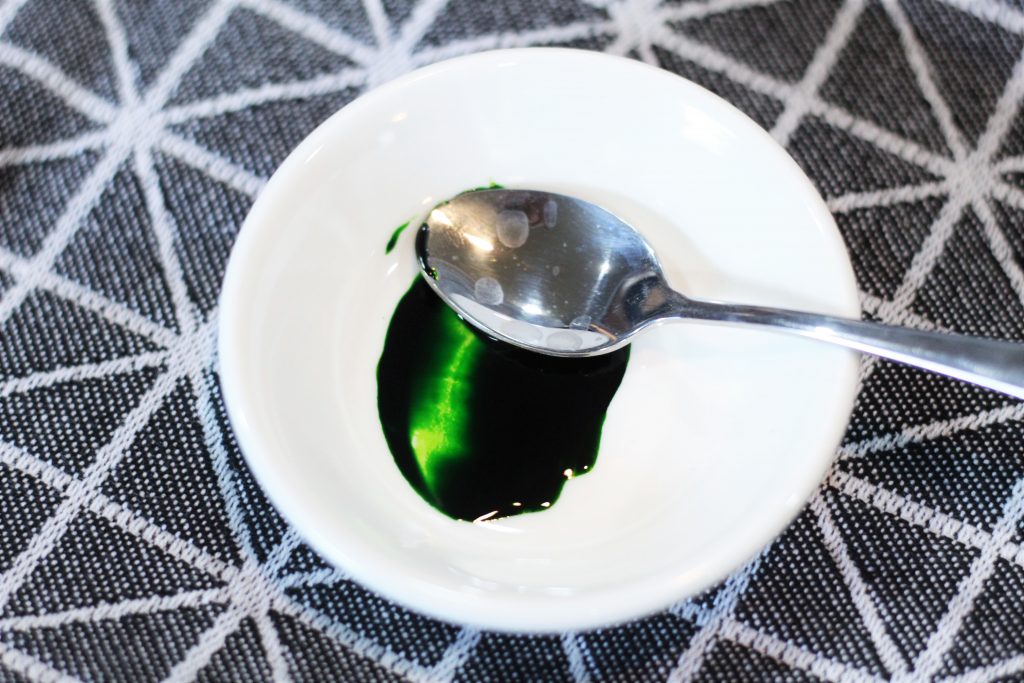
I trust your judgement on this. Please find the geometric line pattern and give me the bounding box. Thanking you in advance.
[1,0,1024,680]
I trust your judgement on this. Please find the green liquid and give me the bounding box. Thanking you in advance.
[467,181,504,192]
[377,279,629,521]
[384,221,409,254]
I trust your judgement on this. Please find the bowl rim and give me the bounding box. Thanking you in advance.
[217,46,860,632]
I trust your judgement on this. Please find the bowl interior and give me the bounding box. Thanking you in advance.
[219,48,860,631]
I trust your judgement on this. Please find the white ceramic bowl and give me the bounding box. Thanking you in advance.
[219,48,859,632]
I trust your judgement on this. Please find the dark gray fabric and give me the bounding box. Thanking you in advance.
[1,0,1023,680]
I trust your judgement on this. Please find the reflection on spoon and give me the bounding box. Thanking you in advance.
[417,188,1024,400]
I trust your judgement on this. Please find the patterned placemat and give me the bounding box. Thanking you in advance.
[2,0,1024,680]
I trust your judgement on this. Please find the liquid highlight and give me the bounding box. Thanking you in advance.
[377,279,629,521]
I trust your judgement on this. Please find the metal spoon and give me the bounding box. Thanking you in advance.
[416,188,1024,400]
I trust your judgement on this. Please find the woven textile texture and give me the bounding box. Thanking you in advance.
[2,0,1024,680]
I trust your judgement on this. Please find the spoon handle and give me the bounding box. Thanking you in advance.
[676,297,1024,400]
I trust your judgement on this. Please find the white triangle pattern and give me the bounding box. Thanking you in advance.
[0,0,1023,680]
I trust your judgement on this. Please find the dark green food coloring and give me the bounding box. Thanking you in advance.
[465,181,504,193]
[377,279,629,521]
[384,221,409,254]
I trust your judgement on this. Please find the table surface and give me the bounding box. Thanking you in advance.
[1,0,1024,681]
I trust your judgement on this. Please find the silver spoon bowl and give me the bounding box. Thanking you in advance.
[417,189,1024,400]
